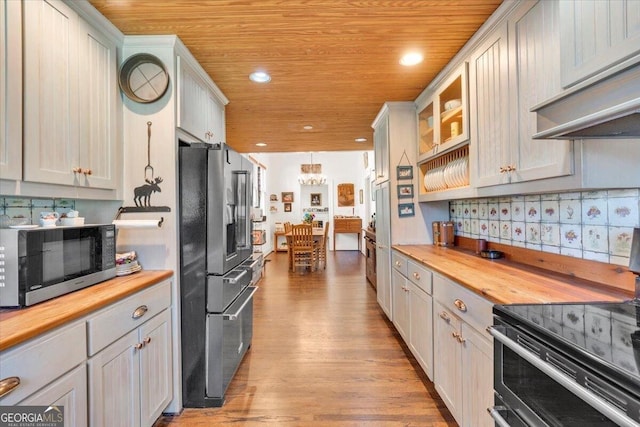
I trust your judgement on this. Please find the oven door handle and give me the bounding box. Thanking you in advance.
[488,326,640,427]
[487,406,513,427]
[223,286,258,321]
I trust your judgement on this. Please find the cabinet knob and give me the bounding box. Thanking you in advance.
[413,272,420,280]
[452,332,466,343]
[499,166,507,174]
[439,311,451,322]
[143,336,151,345]
[134,342,144,350]
[395,261,401,267]
[0,376,20,398]
[132,305,148,320]
[454,299,467,312]
[83,169,92,176]
[508,165,516,172]
[72,167,83,174]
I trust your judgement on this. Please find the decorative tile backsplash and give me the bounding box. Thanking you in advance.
[0,196,76,227]
[449,189,640,266]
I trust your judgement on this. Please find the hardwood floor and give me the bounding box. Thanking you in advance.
[155,251,456,426]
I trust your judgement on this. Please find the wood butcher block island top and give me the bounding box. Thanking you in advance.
[393,245,632,305]
[0,270,173,351]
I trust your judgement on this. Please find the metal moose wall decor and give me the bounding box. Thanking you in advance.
[134,176,163,207]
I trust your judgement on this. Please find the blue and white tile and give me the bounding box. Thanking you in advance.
[526,242,542,251]
[462,201,471,218]
[512,200,525,222]
[582,198,608,225]
[499,201,511,221]
[542,245,561,254]
[513,240,526,248]
[488,200,500,221]
[478,201,488,219]
[608,189,639,198]
[559,199,581,224]
[541,193,560,201]
[560,247,582,258]
[541,200,560,223]
[609,226,634,257]
[463,219,471,234]
[582,190,608,200]
[512,221,526,243]
[470,219,479,236]
[500,221,512,241]
[560,224,582,250]
[559,192,581,200]
[582,225,608,253]
[608,197,639,227]
[32,198,54,208]
[5,197,31,207]
[455,220,464,235]
[525,199,541,222]
[540,223,560,246]
[610,255,631,267]
[526,223,541,244]
[489,221,500,240]
[583,251,610,263]
[470,201,479,219]
[479,220,489,237]
[449,202,457,218]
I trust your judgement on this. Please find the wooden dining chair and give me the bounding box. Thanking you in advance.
[315,221,330,270]
[283,222,293,270]
[290,223,315,272]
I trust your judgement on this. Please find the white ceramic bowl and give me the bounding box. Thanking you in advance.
[444,99,462,111]
[39,218,57,227]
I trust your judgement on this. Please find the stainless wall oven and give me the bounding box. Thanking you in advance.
[490,303,640,427]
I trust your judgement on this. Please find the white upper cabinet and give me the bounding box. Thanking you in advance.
[0,0,22,181]
[470,23,510,188]
[373,111,389,184]
[23,0,119,189]
[507,0,573,184]
[560,0,640,88]
[177,56,226,144]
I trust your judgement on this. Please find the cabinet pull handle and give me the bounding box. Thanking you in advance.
[132,305,148,319]
[72,167,83,174]
[143,337,151,344]
[454,299,467,312]
[451,332,459,340]
[499,166,507,174]
[412,272,420,280]
[439,311,450,322]
[83,169,92,176]
[134,342,144,350]
[0,376,20,398]
[455,333,466,344]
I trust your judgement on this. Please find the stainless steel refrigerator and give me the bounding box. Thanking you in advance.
[179,142,257,407]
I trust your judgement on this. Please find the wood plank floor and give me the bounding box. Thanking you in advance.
[154,251,456,426]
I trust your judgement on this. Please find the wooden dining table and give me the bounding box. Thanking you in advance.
[284,227,324,271]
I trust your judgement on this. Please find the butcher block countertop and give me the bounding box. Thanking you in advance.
[393,245,632,305]
[0,270,173,352]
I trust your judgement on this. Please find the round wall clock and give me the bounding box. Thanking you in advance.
[118,53,170,103]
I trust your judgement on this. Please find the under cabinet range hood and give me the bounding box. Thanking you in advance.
[532,62,640,139]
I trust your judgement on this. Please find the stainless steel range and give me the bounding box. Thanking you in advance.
[179,142,258,407]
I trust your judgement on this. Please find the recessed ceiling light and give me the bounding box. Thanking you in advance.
[256,142,267,147]
[355,137,367,143]
[400,52,423,66]
[249,71,271,83]
[303,125,313,130]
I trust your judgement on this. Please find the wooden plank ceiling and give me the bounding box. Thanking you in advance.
[90,0,502,153]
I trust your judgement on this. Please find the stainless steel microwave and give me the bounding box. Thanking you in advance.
[0,224,116,307]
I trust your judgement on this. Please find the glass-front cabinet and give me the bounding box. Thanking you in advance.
[417,62,469,162]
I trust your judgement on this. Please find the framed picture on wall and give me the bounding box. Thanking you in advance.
[282,192,294,203]
[270,194,278,202]
[310,193,321,206]
[397,165,413,180]
[284,202,292,212]
[397,184,413,199]
[398,203,415,217]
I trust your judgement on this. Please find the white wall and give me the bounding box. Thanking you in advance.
[250,151,374,252]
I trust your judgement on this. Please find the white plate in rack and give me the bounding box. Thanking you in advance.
[9,225,38,229]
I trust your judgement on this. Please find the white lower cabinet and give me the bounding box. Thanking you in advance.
[391,251,434,380]
[433,274,494,427]
[88,282,173,427]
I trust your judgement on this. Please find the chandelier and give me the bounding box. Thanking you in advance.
[298,153,327,185]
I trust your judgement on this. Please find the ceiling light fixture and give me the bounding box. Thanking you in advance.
[249,71,271,83]
[400,52,423,66]
[354,137,367,143]
[256,142,267,147]
[303,125,314,130]
[298,152,327,186]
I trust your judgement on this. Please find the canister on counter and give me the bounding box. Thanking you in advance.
[432,221,441,245]
[440,221,455,246]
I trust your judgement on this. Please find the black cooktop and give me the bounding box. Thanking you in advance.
[494,300,640,384]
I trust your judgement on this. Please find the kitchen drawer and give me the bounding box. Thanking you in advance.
[334,218,362,233]
[391,251,408,276]
[407,259,432,295]
[0,321,86,405]
[87,279,171,356]
[433,274,493,338]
